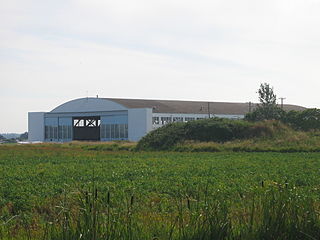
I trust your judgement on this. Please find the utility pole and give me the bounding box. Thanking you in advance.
[279,97,286,109]
[248,101,252,113]
[207,102,210,118]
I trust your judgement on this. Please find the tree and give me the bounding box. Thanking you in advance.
[245,83,284,121]
[19,132,28,140]
[258,83,277,106]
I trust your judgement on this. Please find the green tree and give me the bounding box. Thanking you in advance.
[245,83,284,121]
[258,83,277,106]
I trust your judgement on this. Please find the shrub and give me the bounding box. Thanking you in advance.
[282,109,320,131]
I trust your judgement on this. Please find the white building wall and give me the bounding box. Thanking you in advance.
[128,108,152,141]
[152,113,244,129]
[28,112,45,142]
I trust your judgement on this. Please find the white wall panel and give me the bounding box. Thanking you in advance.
[28,112,45,142]
[128,108,152,141]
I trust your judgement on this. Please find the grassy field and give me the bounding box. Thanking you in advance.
[1,143,320,239]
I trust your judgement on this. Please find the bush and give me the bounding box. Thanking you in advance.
[245,106,285,121]
[136,122,186,150]
[282,109,320,131]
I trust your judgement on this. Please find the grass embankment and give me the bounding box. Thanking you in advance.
[137,119,320,152]
[1,145,320,239]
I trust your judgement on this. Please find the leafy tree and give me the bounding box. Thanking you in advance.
[0,134,5,140]
[245,83,285,121]
[258,83,277,106]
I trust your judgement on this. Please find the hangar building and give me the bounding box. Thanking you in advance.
[28,97,305,142]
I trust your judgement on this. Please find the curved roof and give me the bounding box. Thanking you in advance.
[50,97,306,115]
[51,98,127,113]
[106,98,306,115]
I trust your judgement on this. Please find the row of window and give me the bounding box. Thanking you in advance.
[45,124,128,140]
[45,125,72,140]
[100,124,128,139]
[152,116,205,125]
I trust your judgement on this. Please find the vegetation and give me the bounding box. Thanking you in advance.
[282,108,320,131]
[1,144,320,239]
[137,119,292,151]
[18,132,28,141]
[245,83,284,121]
[244,83,320,131]
[0,132,28,143]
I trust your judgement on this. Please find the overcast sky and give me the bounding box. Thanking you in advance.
[1,0,320,132]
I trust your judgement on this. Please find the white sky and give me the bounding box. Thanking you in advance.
[1,0,320,132]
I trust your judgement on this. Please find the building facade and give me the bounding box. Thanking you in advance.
[28,97,305,142]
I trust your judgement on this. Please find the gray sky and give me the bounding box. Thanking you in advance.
[1,0,320,132]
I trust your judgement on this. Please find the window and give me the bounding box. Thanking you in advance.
[73,119,84,127]
[101,123,128,140]
[111,124,115,138]
[45,125,59,140]
[152,117,160,124]
[106,124,111,138]
[185,117,195,122]
[114,124,120,138]
[161,117,172,125]
[173,117,183,122]
[120,124,125,138]
[73,118,100,127]
[125,124,128,138]
[57,125,72,140]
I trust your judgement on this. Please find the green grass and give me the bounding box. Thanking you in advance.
[1,144,320,239]
[173,130,320,153]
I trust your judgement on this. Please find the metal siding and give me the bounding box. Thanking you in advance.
[45,117,58,126]
[28,112,45,142]
[101,115,128,124]
[58,117,72,126]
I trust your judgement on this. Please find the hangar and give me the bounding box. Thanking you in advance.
[28,97,305,142]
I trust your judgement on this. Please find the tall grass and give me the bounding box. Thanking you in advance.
[1,184,319,240]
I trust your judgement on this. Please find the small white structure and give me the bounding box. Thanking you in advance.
[28,97,305,142]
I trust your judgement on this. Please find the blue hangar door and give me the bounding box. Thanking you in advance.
[72,116,101,141]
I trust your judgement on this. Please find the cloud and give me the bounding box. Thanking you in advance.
[1,0,320,131]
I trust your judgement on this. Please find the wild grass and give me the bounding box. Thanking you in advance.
[1,145,320,239]
[173,130,320,153]
[1,184,319,239]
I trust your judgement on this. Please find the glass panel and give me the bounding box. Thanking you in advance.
[106,124,111,139]
[173,117,183,122]
[124,124,128,138]
[111,124,115,139]
[50,126,53,139]
[54,127,58,139]
[45,126,47,139]
[68,126,72,139]
[114,124,119,139]
[161,117,172,124]
[152,117,159,124]
[185,117,195,122]
[119,124,124,138]
[100,124,105,138]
